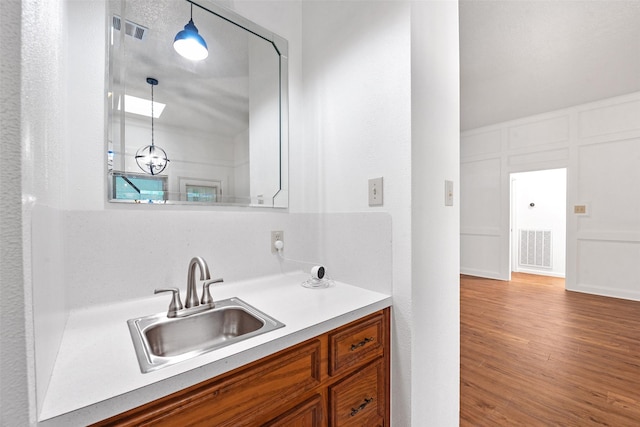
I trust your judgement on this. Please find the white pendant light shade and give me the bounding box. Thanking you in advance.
[174,5,208,61]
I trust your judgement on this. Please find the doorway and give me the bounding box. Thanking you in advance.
[510,168,567,278]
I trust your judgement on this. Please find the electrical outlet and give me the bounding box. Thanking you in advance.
[271,230,284,253]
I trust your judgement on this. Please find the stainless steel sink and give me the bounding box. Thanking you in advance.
[128,297,285,373]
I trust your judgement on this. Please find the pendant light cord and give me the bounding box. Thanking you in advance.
[150,82,155,148]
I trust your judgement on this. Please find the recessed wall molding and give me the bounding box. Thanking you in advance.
[461,233,503,279]
[576,130,640,147]
[460,153,502,164]
[576,138,640,236]
[507,115,570,150]
[578,99,640,139]
[460,226,501,237]
[461,157,501,232]
[507,148,569,167]
[460,129,501,158]
[576,230,640,243]
[461,153,502,163]
[574,238,640,302]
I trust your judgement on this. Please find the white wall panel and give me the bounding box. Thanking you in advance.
[63,211,393,309]
[577,138,640,232]
[508,148,569,168]
[460,234,502,278]
[460,157,503,279]
[461,158,501,229]
[508,115,569,150]
[578,99,640,139]
[461,129,501,158]
[574,239,640,300]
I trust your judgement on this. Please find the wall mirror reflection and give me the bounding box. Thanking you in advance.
[106,0,288,207]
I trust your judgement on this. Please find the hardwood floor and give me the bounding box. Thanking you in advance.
[460,273,640,426]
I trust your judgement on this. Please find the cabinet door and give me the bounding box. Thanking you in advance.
[329,360,385,427]
[262,395,325,427]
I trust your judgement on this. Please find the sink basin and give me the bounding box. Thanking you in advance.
[128,297,285,373]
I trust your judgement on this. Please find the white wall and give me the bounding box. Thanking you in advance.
[511,168,566,277]
[461,91,640,301]
[0,0,31,425]
[411,2,460,424]
[19,0,70,422]
[302,1,460,425]
[8,0,461,425]
[301,2,414,424]
[27,0,391,422]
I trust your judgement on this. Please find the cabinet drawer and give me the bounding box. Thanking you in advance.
[94,339,322,427]
[329,360,385,427]
[328,312,385,376]
[262,394,324,427]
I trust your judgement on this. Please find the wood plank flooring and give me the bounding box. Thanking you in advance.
[460,273,640,426]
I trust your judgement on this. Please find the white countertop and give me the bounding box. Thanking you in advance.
[38,272,391,426]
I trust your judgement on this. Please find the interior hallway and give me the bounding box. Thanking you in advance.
[461,273,640,425]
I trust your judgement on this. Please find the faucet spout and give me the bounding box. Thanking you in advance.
[185,256,211,308]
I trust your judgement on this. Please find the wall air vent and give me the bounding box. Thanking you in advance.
[519,229,552,268]
[112,15,148,41]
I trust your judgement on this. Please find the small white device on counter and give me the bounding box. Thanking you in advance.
[274,241,333,289]
[302,265,334,289]
[311,265,325,279]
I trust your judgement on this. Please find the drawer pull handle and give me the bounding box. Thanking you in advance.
[350,337,374,351]
[350,397,374,416]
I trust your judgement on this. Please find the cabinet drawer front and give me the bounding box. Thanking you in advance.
[262,394,325,427]
[97,339,322,427]
[329,360,385,427]
[329,312,385,376]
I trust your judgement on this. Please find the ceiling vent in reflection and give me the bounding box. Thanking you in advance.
[112,16,148,41]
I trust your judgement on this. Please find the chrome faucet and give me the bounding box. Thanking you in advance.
[155,256,224,318]
[185,256,211,308]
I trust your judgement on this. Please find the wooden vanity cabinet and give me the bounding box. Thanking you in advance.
[93,308,390,427]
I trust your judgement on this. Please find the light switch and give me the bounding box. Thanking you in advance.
[445,180,454,206]
[369,177,383,206]
[574,204,588,215]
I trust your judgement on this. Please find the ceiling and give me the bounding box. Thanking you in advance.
[459,0,640,131]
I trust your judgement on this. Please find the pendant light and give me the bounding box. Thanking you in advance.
[173,2,208,61]
[135,77,169,175]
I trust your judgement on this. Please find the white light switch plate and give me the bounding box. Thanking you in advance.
[445,180,454,206]
[369,177,383,206]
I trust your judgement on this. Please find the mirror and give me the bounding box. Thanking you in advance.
[106,0,288,207]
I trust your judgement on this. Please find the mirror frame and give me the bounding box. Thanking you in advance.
[105,0,289,208]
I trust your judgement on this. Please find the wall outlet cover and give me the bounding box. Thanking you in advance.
[271,230,284,253]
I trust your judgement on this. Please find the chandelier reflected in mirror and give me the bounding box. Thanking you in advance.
[135,77,169,175]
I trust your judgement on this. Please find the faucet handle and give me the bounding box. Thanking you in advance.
[155,287,183,317]
[201,278,224,305]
